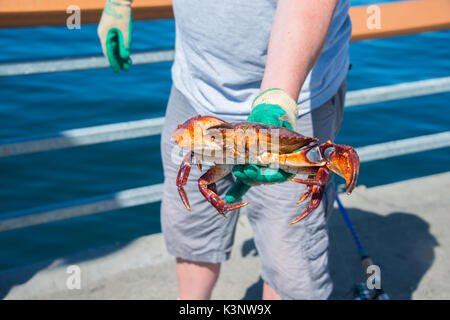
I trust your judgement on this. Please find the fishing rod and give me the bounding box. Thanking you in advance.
[335,195,389,300]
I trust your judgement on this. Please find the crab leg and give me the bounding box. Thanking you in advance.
[198,165,250,218]
[288,177,323,186]
[262,145,326,168]
[289,168,329,205]
[289,167,330,225]
[295,183,313,205]
[176,151,194,212]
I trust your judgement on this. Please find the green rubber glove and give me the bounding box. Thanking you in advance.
[98,0,133,73]
[226,88,299,203]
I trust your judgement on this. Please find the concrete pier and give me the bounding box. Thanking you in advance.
[1,172,449,299]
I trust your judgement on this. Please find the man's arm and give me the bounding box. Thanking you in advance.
[226,0,340,202]
[261,0,339,101]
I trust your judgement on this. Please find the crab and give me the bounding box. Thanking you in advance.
[171,115,360,225]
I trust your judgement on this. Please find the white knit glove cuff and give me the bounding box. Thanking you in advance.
[98,0,132,56]
[252,88,299,131]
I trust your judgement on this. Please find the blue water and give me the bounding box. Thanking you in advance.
[0,0,449,271]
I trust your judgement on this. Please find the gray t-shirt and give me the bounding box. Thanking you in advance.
[171,0,351,120]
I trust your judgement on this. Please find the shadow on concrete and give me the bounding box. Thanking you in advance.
[240,208,438,300]
[241,238,262,300]
[0,242,128,299]
[241,238,258,258]
[243,276,264,300]
[0,207,438,299]
[0,199,163,299]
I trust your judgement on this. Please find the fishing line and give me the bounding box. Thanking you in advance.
[335,194,390,300]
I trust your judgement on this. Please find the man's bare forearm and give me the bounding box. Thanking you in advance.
[261,0,339,101]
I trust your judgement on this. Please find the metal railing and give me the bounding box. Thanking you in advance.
[1,129,449,232]
[1,2,449,232]
[1,76,449,158]
[0,50,175,77]
[0,71,449,232]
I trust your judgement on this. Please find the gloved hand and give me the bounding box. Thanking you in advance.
[97,0,133,73]
[226,88,299,203]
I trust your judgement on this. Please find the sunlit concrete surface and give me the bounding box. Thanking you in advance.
[1,172,449,300]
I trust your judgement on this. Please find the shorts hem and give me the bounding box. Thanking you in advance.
[260,272,333,300]
[165,244,232,264]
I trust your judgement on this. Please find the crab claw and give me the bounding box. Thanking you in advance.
[320,141,360,194]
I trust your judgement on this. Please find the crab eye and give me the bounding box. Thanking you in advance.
[306,146,323,163]
[177,124,182,129]
[323,147,336,161]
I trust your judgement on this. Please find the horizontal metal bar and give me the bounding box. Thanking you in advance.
[1,131,449,232]
[357,131,450,163]
[345,77,450,107]
[1,77,449,158]
[0,184,163,232]
[0,50,174,76]
[0,117,164,157]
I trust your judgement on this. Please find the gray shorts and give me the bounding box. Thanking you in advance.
[160,82,346,299]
